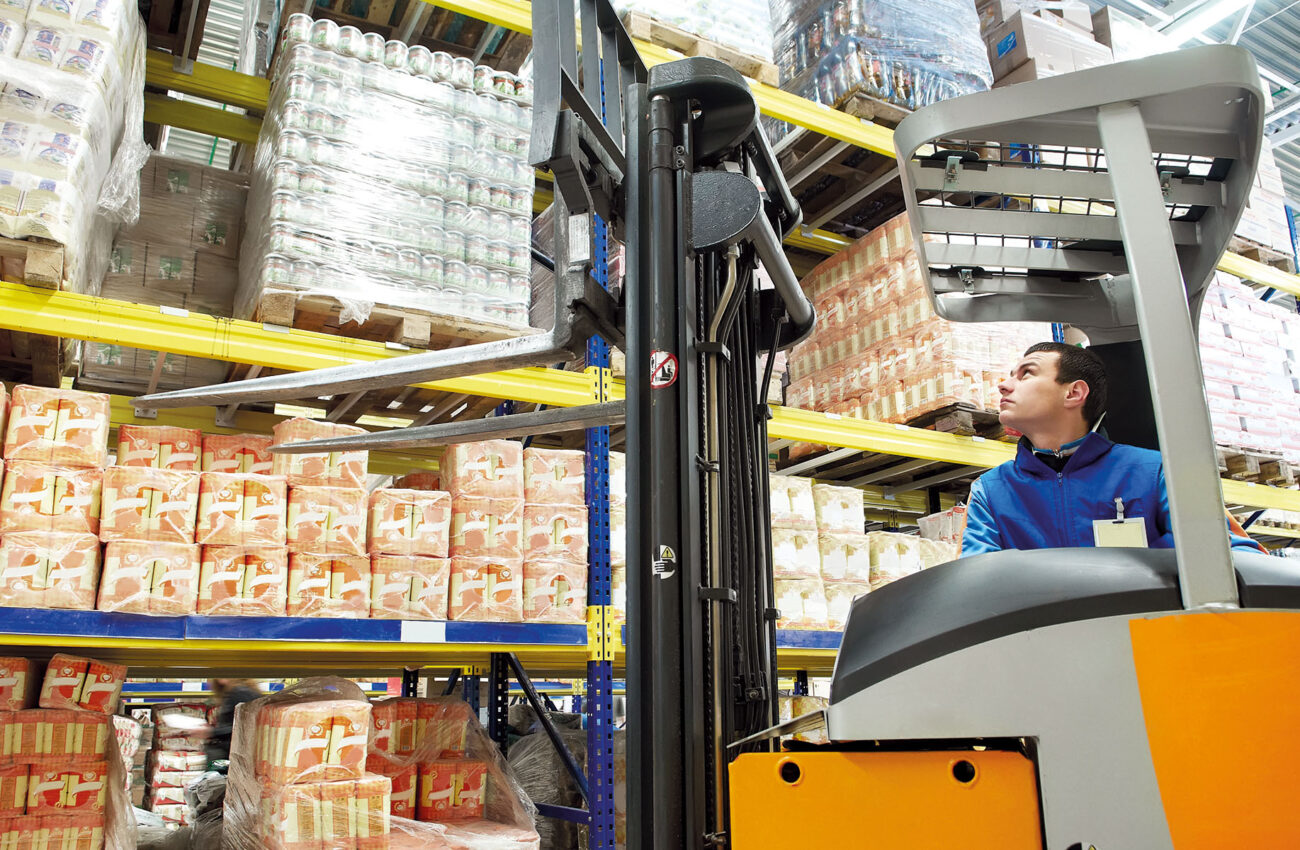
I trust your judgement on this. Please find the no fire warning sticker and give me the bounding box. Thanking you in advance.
[650,349,678,389]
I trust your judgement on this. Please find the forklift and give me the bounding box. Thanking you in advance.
[137,0,1300,845]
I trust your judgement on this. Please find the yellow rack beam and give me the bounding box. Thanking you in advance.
[143,93,263,146]
[145,49,271,113]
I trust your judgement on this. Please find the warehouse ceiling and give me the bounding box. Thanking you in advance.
[1092,0,1300,209]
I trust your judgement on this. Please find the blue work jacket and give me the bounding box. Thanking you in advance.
[961,432,1262,555]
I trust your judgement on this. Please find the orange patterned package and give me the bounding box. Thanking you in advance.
[522,448,585,506]
[521,504,588,565]
[116,425,201,471]
[0,463,102,535]
[98,542,201,616]
[271,418,368,489]
[0,532,100,610]
[196,473,287,546]
[392,472,439,491]
[41,815,106,850]
[3,386,109,469]
[201,434,273,475]
[39,655,126,713]
[449,497,522,560]
[416,759,486,821]
[368,489,451,557]
[447,556,522,622]
[26,763,107,812]
[287,554,371,619]
[197,546,288,616]
[0,764,26,815]
[522,559,587,624]
[441,440,523,500]
[287,487,368,556]
[370,701,418,758]
[253,699,371,784]
[0,657,37,711]
[100,467,199,544]
[369,555,450,621]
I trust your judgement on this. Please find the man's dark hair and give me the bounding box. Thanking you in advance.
[1024,342,1108,425]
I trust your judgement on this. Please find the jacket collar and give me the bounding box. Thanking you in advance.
[1015,431,1115,477]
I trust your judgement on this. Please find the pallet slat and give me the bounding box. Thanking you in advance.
[620,11,778,87]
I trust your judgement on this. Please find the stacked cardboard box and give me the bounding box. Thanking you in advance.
[83,155,249,394]
[1235,139,1296,258]
[1199,273,1300,463]
[981,2,1112,86]
[142,703,212,826]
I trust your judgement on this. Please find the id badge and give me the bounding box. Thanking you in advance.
[1093,517,1148,548]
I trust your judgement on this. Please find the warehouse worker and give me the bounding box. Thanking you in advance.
[961,342,1264,555]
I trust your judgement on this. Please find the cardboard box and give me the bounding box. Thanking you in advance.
[197,546,288,616]
[450,497,523,560]
[985,11,1112,80]
[153,159,202,197]
[441,440,523,500]
[145,243,196,295]
[0,532,101,610]
[194,252,240,291]
[286,554,371,618]
[1091,4,1179,61]
[191,210,242,258]
[98,541,201,615]
[522,448,585,506]
[521,504,588,564]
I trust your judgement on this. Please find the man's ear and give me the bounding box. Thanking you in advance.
[1063,380,1089,411]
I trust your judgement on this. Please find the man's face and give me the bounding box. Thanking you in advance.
[997,351,1071,432]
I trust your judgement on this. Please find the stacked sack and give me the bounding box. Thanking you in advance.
[443,440,525,622]
[367,478,452,620]
[866,531,958,589]
[0,386,109,611]
[769,479,868,630]
[277,419,372,619]
[520,448,587,624]
[143,702,211,827]
[364,695,539,847]
[0,653,129,850]
[96,425,201,614]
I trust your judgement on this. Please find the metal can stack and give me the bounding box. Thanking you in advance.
[237,14,536,329]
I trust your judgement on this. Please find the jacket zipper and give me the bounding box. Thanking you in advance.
[1057,472,1066,547]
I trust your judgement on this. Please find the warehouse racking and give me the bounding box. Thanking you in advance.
[1,0,1300,844]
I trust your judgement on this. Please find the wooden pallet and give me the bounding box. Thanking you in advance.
[143,0,211,60]
[252,291,540,350]
[621,11,779,86]
[840,93,912,129]
[1226,236,1297,275]
[0,235,64,289]
[0,236,70,386]
[1217,447,1296,487]
[902,402,1016,442]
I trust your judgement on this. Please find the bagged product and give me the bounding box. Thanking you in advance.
[115,425,201,470]
[811,483,865,534]
[367,488,451,557]
[201,434,273,475]
[521,448,584,506]
[771,527,821,580]
[3,386,109,468]
[608,451,626,505]
[369,555,450,620]
[0,462,101,534]
[38,654,125,714]
[610,501,626,566]
[817,532,871,583]
[442,440,523,500]
[196,472,287,546]
[197,545,288,616]
[824,581,871,630]
[271,418,368,489]
[251,697,371,785]
[0,657,37,710]
[867,531,924,588]
[521,558,586,624]
[447,556,522,622]
[521,503,587,564]
[99,466,199,543]
[286,553,371,618]
[774,578,829,630]
[26,763,108,812]
[97,541,200,615]
[287,485,367,556]
[769,474,817,529]
[0,531,100,609]
[449,497,523,559]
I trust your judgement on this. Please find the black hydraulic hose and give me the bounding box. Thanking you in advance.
[530,245,556,271]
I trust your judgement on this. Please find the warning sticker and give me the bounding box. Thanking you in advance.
[650,350,678,389]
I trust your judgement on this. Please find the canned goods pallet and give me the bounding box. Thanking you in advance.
[620,11,779,87]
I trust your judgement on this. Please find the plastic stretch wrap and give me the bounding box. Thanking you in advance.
[202,434,273,475]
[778,695,829,744]
[370,554,450,620]
[97,540,199,615]
[99,466,198,543]
[824,581,870,630]
[271,418,367,489]
[366,694,538,848]
[784,213,1051,456]
[3,386,109,468]
[504,728,584,850]
[768,475,816,530]
[0,530,99,609]
[443,441,523,501]
[0,657,37,710]
[520,558,585,624]
[197,545,288,616]
[520,449,584,507]
[613,0,772,59]
[368,488,451,557]
[447,556,522,622]
[811,484,864,534]
[520,504,587,564]
[239,17,535,328]
[771,527,820,581]
[816,532,870,583]
[450,497,523,560]
[196,473,287,547]
[0,461,101,534]
[392,472,439,492]
[774,577,828,630]
[286,552,370,618]
[0,0,148,295]
[115,426,201,471]
[607,452,625,507]
[768,0,991,117]
[38,653,124,714]
[608,503,625,567]
[287,485,367,556]
[151,703,211,753]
